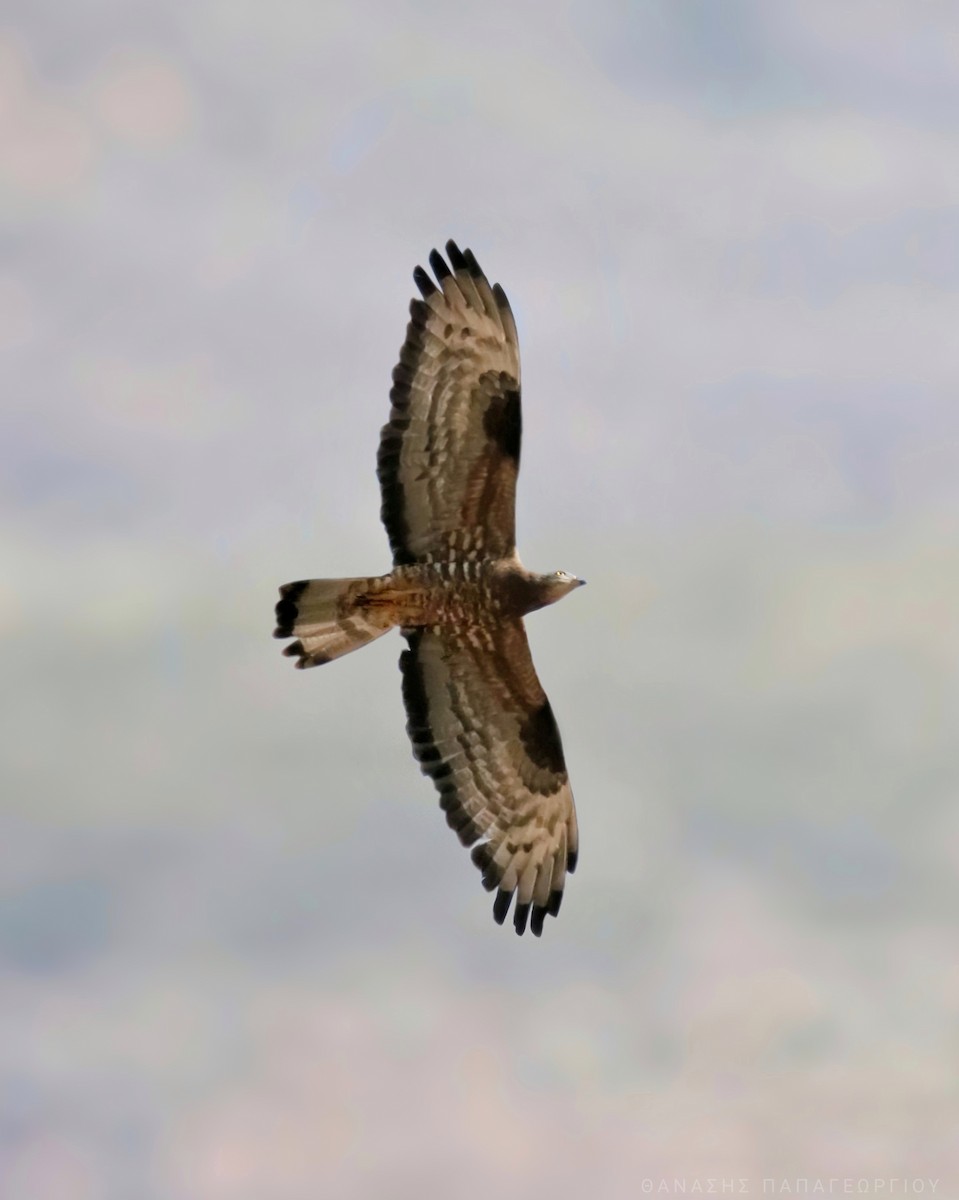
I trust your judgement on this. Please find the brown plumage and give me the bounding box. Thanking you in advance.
[274,240,584,936]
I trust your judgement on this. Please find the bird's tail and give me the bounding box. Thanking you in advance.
[273,577,393,668]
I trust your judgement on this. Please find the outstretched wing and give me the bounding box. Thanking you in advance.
[377,240,522,566]
[399,621,579,936]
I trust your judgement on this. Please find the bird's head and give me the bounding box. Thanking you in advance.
[540,569,586,605]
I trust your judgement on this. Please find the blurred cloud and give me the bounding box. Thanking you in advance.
[92,50,193,148]
[0,35,95,197]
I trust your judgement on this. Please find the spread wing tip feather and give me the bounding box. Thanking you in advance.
[489,884,554,938]
[474,841,570,937]
[412,264,436,298]
[445,239,468,272]
[462,247,484,278]
[281,640,331,669]
[492,281,514,320]
[444,239,486,283]
[417,239,495,295]
[428,247,452,282]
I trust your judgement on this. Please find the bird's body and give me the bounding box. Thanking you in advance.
[274,241,583,936]
[279,558,578,641]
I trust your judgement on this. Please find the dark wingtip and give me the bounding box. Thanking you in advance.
[471,842,492,871]
[462,247,484,278]
[274,581,307,637]
[282,640,330,670]
[273,598,298,638]
[483,388,521,464]
[471,843,500,893]
[513,902,531,936]
[408,297,429,328]
[567,848,578,874]
[445,240,468,272]
[492,889,512,926]
[428,248,451,283]
[470,844,499,892]
[413,264,436,298]
[547,889,563,917]
[530,905,547,937]
[492,281,512,314]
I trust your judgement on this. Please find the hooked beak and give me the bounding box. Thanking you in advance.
[577,578,587,587]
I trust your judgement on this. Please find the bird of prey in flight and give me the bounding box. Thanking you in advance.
[274,240,584,936]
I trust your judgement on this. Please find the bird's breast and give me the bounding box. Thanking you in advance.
[384,560,511,628]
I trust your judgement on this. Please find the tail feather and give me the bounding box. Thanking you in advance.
[274,577,391,668]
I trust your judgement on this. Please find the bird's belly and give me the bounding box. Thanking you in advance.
[376,565,500,628]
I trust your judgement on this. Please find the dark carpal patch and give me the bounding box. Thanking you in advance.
[519,699,566,774]
[482,380,522,462]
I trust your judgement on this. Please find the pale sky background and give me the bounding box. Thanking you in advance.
[2,2,959,1196]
